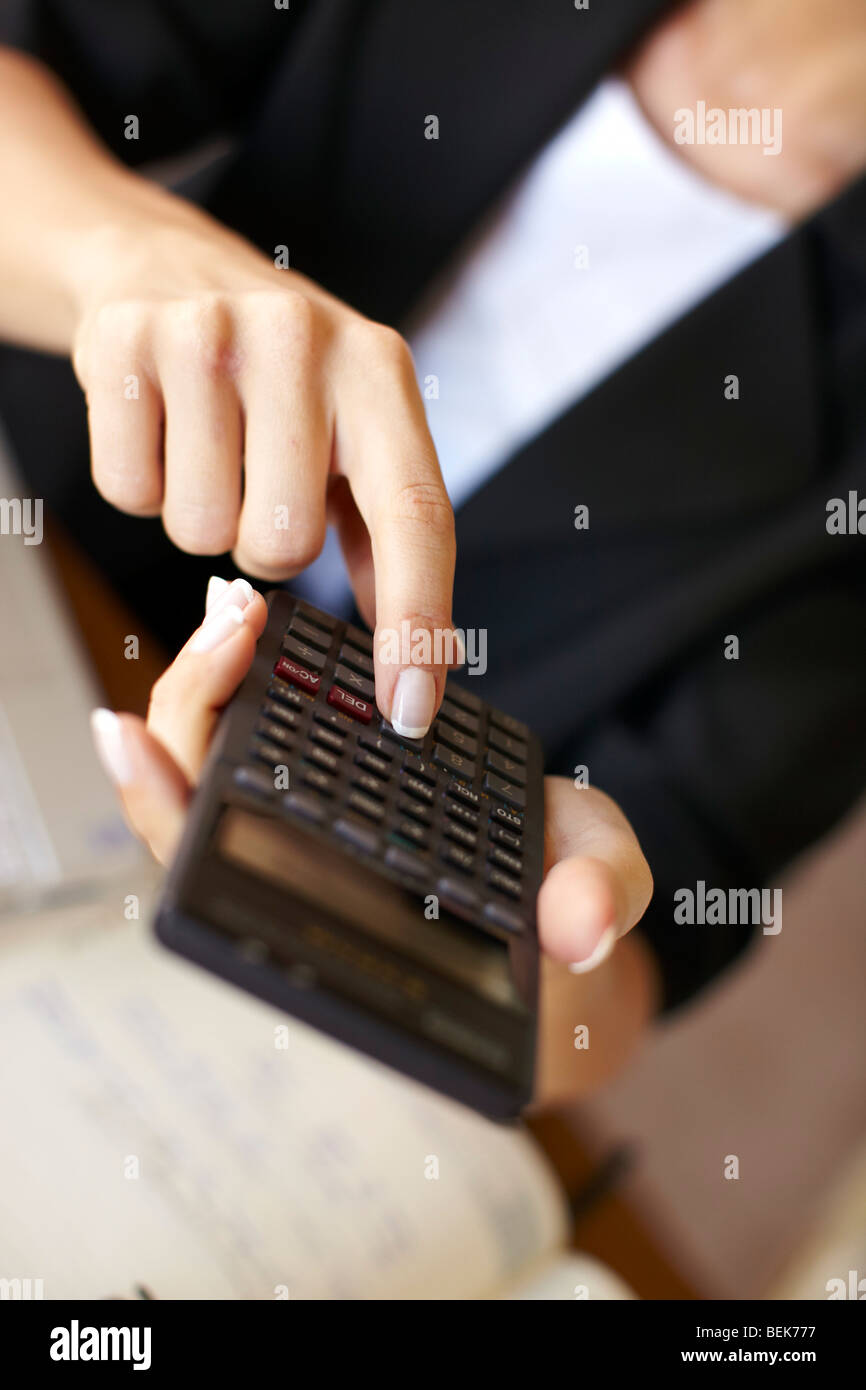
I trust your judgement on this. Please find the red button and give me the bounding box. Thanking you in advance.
[274,655,321,695]
[327,684,373,724]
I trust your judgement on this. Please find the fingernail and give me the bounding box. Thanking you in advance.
[205,575,230,614]
[204,577,253,623]
[90,708,133,786]
[568,925,617,975]
[391,668,436,738]
[191,604,245,652]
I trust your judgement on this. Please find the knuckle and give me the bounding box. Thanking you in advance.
[237,520,325,578]
[348,319,412,370]
[93,464,162,516]
[74,301,151,384]
[248,289,318,352]
[163,499,237,555]
[388,479,455,536]
[162,295,234,374]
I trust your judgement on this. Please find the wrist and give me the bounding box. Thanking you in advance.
[64,178,218,323]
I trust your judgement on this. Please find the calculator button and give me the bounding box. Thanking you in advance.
[282,790,326,824]
[435,723,478,759]
[439,699,479,734]
[302,766,335,795]
[274,655,322,696]
[401,774,435,805]
[436,878,481,921]
[446,781,480,809]
[261,700,299,729]
[327,685,374,724]
[489,822,521,851]
[347,790,385,822]
[402,754,437,784]
[443,821,477,850]
[233,766,277,799]
[256,718,296,749]
[379,720,425,753]
[484,749,526,785]
[433,744,476,781]
[351,772,386,800]
[288,617,331,652]
[313,707,349,736]
[282,635,327,671]
[487,866,522,899]
[359,732,394,760]
[393,819,428,847]
[488,845,522,876]
[355,751,390,778]
[344,624,374,656]
[397,796,431,824]
[441,843,474,874]
[306,745,340,774]
[311,725,345,754]
[334,662,375,702]
[333,816,378,853]
[253,739,291,768]
[385,844,429,880]
[339,643,374,678]
[445,799,479,828]
[295,602,336,633]
[267,678,304,710]
[490,804,524,834]
[486,725,527,761]
[483,902,526,936]
[489,708,529,740]
[443,683,482,713]
[484,772,526,811]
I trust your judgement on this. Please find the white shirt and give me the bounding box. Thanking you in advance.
[297,76,787,612]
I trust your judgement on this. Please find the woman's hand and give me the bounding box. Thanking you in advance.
[71,213,455,738]
[626,0,866,217]
[0,48,455,739]
[91,578,657,1106]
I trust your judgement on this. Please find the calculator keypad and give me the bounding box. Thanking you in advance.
[230,594,542,943]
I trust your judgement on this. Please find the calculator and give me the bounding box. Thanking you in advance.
[155,589,544,1118]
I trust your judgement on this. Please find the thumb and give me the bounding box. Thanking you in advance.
[90,709,192,866]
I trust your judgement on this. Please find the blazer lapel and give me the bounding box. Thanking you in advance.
[211,0,670,322]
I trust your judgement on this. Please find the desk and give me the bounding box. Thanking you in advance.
[47,515,696,1300]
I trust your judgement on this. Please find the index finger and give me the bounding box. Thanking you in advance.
[338,323,456,737]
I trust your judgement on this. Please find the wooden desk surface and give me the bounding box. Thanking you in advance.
[47,516,696,1300]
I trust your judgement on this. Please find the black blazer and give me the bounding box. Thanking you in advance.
[2,0,864,1009]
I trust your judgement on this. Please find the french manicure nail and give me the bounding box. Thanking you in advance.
[90,708,133,786]
[568,925,617,975]
[204,577,253,624]
[205,575,230,614]
[191,604,245,652]
[391,667,436,739]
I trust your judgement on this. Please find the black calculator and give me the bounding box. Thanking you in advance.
[155,590,544,1118]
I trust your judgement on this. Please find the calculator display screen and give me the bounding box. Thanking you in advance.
[216,808,521,1010]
